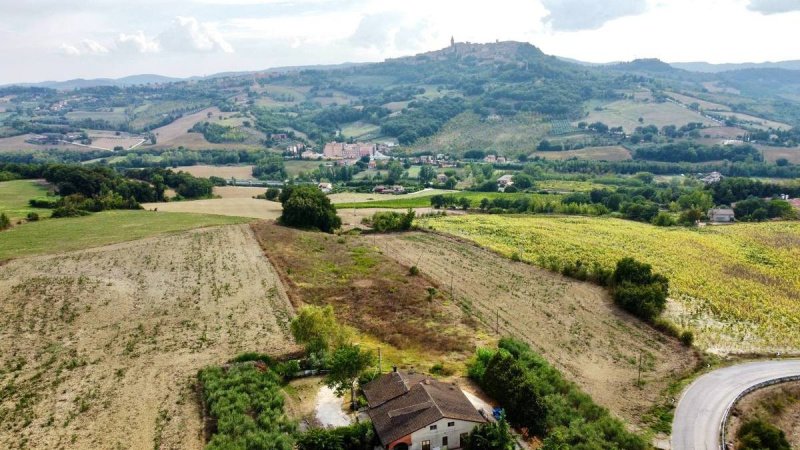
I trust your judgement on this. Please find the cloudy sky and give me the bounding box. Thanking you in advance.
[2,0,799,84]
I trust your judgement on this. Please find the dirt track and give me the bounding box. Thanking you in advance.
[376,232,698,427]
[0,225,295,449]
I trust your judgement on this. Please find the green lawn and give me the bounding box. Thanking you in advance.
[335,191,562,209]
[0,180,53,220]
[0,210,250,261]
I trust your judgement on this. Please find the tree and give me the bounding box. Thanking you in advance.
[290,305,349,362]
[419,165,437,184]
[325,344,374,409]
[464,417,515,450]
[511,173,534,190]
[279,185,341,233]
[0,212,10,230]
[386,161,404,184]
[612,258,669,321]
[265,187,280,201]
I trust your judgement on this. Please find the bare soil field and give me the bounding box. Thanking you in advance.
[534,146,632,161]
[251,222,480,371]
[175,165,255,180]
[727,382,800,448]
[142,197,281,220]
[0,225,296,449]
[375,232,698,427]
[213,186,268,198]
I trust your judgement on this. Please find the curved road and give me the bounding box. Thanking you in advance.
[672,359,800,450]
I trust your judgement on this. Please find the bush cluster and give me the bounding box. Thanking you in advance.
[468,338,647,450]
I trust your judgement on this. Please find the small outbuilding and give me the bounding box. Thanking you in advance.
[708,207,735,223]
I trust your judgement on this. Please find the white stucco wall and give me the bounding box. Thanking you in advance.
[404,417,482,450]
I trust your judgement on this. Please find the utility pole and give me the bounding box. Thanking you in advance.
[637,351,643,387]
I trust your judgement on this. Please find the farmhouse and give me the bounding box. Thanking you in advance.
[708,207,735,223]
[700,171,723,185]
[436,173,448,183]
[363,370,486,450]
[318,182,333,193]
[497,174,514,187]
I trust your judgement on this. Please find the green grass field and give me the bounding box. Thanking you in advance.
[285,160,326,177]
[0,180,53,220]
[334,191,561,209]
[0,210,249,260]
[418,214,800,352]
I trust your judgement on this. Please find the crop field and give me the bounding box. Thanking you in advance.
[417,215,800,353]
[0,225,295,449]
[376,232,696,427]
[142,198,280,220]
[174,164,255,180]
[536,179,617,192]
[548,119,580,136]
[579,99,717,133]
[65,109,128,126]
[411,112,549,156]
[533,145,632,161]
[333,191,562,209]
[0,134,88,152]
[0,179,52,220]
[0,210,248,261]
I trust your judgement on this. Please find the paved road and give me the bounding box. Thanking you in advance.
[672,360,800,450]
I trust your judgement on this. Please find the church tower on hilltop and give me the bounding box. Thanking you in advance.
[450,36,455,49]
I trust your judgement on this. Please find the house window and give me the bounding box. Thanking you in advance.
[429,424,437,431]
[422,440,431,450]
[460,433,468,448]
[442,436,448,446]
[448,421,455,427]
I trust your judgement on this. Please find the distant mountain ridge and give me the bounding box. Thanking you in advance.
[671,60,800,73]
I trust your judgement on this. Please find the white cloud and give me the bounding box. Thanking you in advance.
[158,16,234,53]
[59,39,109,56]
[541,0,649,31]
[747,0,800,14]
[116,31,160,53]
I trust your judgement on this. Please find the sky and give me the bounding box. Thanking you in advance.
[1,0,800,84]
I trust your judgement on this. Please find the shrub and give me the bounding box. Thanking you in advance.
[679,330,694,347]
[28,197,59,208]
[265,187,281,201]
[611,258,669,322]
[737,419,790,450]
[296,421,376,450]
[51,206,91,218]
[26,212,39,221]
[409,265,420,276]
[0,212,10,230]
[369,209,415,232]
[279,185,341,233]
[464,417,515,450]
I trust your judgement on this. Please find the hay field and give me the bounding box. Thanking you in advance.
[665,92,731,111]
[142,198,281,220]
[533,146,632,161]
[212,186,268,198]
[418,215,800,354]
[376,232,696,427]
[0,134,86,152]
[579,100,716,133]
[711,111,790,130]
[0,225,296,449]
[175,165,255,180]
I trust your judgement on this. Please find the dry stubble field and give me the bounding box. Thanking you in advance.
[0,225,295,449]
[376,232,698,427]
